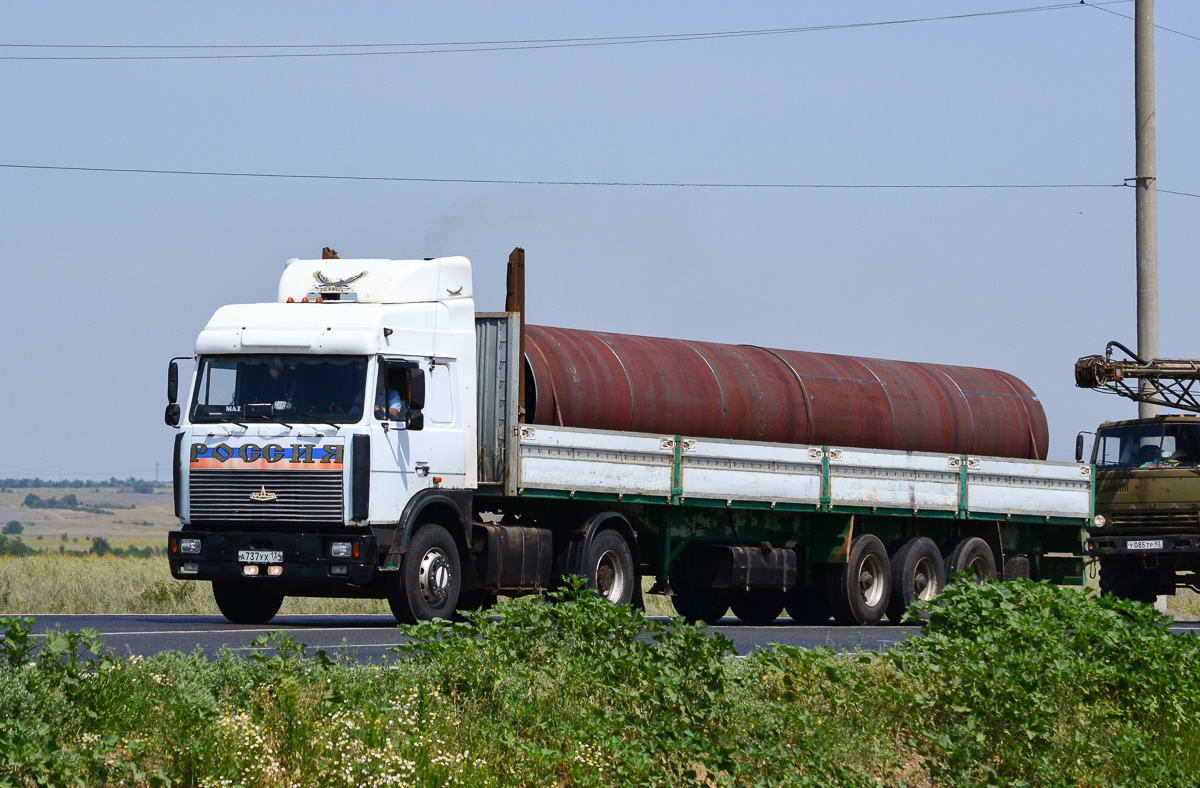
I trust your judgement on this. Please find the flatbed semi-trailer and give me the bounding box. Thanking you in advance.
[165,250,1089,625]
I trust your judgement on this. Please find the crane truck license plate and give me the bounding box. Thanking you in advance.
[238,550,283,563]
[1127,540,1163,551]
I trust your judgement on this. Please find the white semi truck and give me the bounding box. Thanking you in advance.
[165,249,1092,625]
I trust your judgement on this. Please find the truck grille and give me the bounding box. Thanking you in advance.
[189,469,343,523]
[1109,509,1200,528]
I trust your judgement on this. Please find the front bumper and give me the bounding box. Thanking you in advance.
[1085,532,1200,557]
[167,530,377,584]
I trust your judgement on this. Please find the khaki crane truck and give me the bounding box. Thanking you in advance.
[1076,341,1200,602]
[164,248,1091,625]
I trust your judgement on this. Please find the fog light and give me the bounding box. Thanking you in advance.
[179,538,202,554]
[1092,514,1106,528]
[242,565,260,577]
[330,541,353,558]
[181,562,199,574]
[330,564,349,576]
[267,565,283,577]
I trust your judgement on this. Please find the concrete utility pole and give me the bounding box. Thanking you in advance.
[1135,0,1160,418]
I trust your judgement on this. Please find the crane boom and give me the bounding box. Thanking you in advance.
[1075,340,1200,414]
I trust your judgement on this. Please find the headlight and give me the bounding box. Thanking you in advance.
[330,541,353,558]
[179,538,202,554]
[1092,514,1106,528]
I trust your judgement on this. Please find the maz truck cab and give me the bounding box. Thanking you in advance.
[165,256,479,623]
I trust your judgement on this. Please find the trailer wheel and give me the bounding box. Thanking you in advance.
[1099,557,1158,604]
[886,536,945,623]
[944,537,997,585]
[212,581,284,625]
[785,584,831,624]
[584,529,635,605]
[670,582,729,624]
[389,524,461,624]
[826,534,891,625]
[730,591,785,625]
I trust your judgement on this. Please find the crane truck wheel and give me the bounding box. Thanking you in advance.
[886,536,945,624]
[826,534,891,625]
[388,524,461,624]
[212,581,284,625]
[730,591,786,624]
[1002,555,1032,581]
[785,584,831,624]
[944,537,997,585]
[583,529,636,605]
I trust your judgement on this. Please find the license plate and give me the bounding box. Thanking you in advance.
[1127,540,1164,551]
[238,550,283,564]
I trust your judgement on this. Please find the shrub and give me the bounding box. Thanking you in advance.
[2,521,21,535]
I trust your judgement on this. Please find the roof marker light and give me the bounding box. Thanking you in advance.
[287,297,295,303]
[302,297,309,303]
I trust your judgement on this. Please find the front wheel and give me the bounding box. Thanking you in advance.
[389,524,461,624]
[584,529,636,605]
[212,581,284,625]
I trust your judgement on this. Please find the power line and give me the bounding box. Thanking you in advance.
[0,162,1151,192]
[1083,1,1200,43]
[0,3,1127,61]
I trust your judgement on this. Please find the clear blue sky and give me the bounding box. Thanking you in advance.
[1,1,1197,479]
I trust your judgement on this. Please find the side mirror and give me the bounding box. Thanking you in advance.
[167,361,179,404]
[1075,433,1086,464]
[407,410,424,432]
[407,367,426,410]
[165,403,181,427]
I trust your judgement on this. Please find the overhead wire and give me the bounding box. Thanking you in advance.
[0,162,1180,194]
[1082,1,1200,43]
[0,2,1132,61]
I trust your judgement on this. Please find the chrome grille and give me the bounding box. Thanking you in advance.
[189,469,343,523]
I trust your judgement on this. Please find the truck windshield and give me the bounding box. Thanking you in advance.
[1094,422,1200,469]
[190,355,368,424]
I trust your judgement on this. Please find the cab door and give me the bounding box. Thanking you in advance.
[369,357,430,522]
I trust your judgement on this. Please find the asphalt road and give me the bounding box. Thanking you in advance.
[21,613,926,661]
[18,614,1199,662]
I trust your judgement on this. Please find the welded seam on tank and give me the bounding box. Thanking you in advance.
[935,368,976,456]
[751,347,815,446]
[680,340,728,435]
[527,338,566,426]
[986,373,1044,461]
[855,359,897,451]
[591,332,637,432]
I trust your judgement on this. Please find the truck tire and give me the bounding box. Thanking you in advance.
[212,581,284,625]
[670,582,729,624]
[1099,557,1158,604]
[886,536,945,624]
[584,529,636,605]
[785,584,831,624]
[944,537,997,584]
[730,591,786,624]
[826,534,891,625]
[1002,555,1032,582]
[389,524,461,624]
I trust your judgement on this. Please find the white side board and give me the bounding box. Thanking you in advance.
[514,425,1092,521]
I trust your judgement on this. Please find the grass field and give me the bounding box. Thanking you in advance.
[1,578,1197,787]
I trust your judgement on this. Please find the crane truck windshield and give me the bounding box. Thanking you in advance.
[1094,422,1200,470]
[189,355,368,424]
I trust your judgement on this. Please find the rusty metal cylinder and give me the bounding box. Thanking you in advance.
[523,325,1048,460]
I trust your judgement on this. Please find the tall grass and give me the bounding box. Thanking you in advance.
[0,579,1197,786]
[0,555,392,615]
